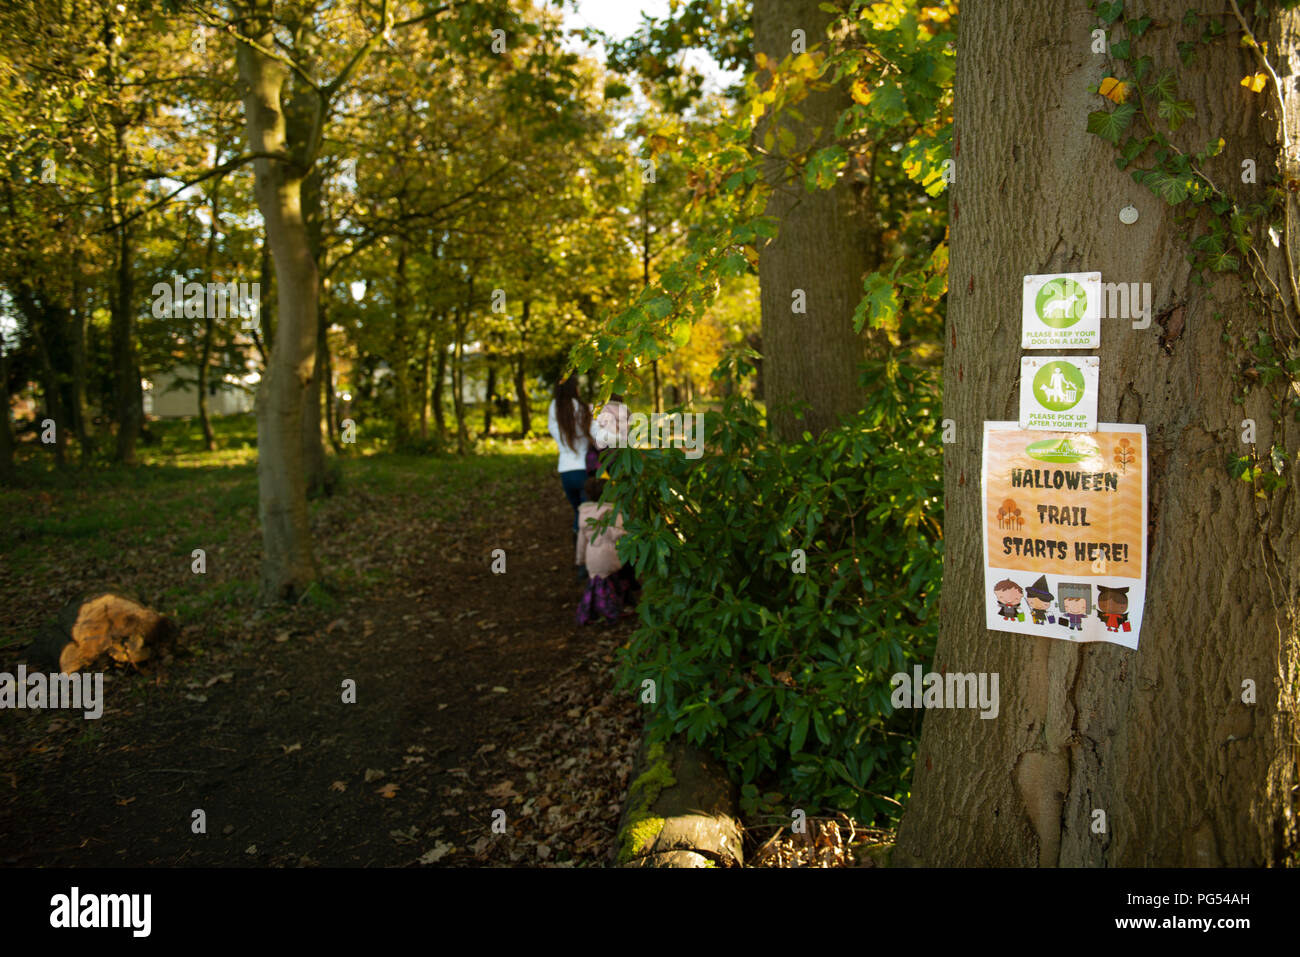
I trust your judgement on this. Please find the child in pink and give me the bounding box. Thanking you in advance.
[575,476,631,625]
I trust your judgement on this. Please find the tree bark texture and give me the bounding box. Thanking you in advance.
[896,1,1300,867]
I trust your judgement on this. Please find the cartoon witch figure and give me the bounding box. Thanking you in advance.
[1096,585,1130,632]
[1025,575,1055,625]
[993,578,1025,621]
[1056,582,1092,633]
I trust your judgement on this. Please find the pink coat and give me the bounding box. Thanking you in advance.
[576,502,625,578]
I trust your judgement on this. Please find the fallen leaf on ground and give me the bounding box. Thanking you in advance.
[419,843,452,864]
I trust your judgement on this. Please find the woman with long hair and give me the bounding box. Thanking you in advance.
[547,375,594,540]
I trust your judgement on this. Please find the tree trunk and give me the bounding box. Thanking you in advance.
[301,167,329,497]
[392,240,415,450]
[452,320,469,455]
[303,279,330,495]
[325,316,340,453]
[70,272,90,458]
[482,356,496,435]
[432,328,448,445]
[0,344,14,481]
[895,1,1300,867]
[109,153,141,465]
[514,354,531,436]
[419,325,433,442]
[236,6,319,602]
[753,0,877,440]
[452,281,472,455]
[515,299,532,435]
[21,288,69,466]
[198,179,222,453]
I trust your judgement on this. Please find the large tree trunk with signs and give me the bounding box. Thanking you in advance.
[895,2,1300,866]
[753,0,876,441]
[236,8,320,602]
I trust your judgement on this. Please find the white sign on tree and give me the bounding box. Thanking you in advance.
[1022,272,1101,349]
[1019,356,1099,432]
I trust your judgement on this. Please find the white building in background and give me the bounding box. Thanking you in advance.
[144,365,257,419]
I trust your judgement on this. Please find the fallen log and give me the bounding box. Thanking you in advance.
[614,736,744,868]
[25,591,176,674]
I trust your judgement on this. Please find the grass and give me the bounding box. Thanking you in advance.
[0,412,555,651]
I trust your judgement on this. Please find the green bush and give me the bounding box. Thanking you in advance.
[604,358,943,825]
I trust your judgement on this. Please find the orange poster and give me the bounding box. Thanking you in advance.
[981,422,1147,649]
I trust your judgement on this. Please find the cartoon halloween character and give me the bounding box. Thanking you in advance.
[993,578,1024,621]
[1056,582,1092,632]
[1096,585,1130,632]
[1025,575,1055,625]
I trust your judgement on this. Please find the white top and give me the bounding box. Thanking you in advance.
[547,398,594,472]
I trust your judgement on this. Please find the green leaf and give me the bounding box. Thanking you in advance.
[1147,70,1177,101]
[1097,1,1124,25]
[855,273,899,333]
[1115,136,1146,170]
[645,296,674,320]
[803,145,848,191]
[1087,103,1136,145]
[867,82,907,125]
[1157,98,1195,132]
[790,711,810,754]
[1143,169,1192,204]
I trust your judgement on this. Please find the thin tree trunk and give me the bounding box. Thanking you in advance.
[419,325,433,442]
[392,240,414,450]
[452,336,468,454]
[109,135,141,465]
[895,0,1300,867]
[514,355,530,436]
[0,344,13,480]
[483,357,496,435]
[432,326,448,446]
[325,317,340,453]
[198,179,223,452]
[452,283,471,455]
[297,152,328,496]
[70,272,90,459]
[303,280,329,495]
[27,298,68,467]
[236,4,320,601]
[515,299,532,435]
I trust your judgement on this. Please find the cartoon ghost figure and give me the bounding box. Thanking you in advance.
[993,578,1024,621]
[1096,585,1130,632]
[1056,582,1092,633]
[1025,575,1055,625]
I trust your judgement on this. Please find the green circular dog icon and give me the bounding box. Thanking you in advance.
[1032,361,1086,412]
[1035,277,1087,327]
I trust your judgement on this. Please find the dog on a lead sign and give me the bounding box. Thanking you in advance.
[1022,272,1101,349]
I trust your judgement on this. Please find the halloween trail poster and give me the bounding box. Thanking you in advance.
[981,422,1147,650]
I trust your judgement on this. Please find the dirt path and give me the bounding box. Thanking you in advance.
[0,468,641,867]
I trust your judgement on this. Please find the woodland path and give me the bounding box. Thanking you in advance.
[0,463,641,867]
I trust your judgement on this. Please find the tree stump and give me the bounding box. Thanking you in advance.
[25,592,175,674]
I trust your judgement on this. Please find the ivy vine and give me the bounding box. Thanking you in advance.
[1087,0,1300,498]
